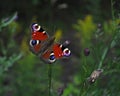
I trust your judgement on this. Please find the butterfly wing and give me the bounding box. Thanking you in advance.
[41,43,71,63]
[29,23,49,55]
[29,23,71,63]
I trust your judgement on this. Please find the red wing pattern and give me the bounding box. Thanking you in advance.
[42,43,71,63]
[29,23,48,54]
[29,23,71,63]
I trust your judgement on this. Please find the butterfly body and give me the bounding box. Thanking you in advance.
[29,23,71,63]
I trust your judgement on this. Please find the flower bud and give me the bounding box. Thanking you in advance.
[84,48,90,56]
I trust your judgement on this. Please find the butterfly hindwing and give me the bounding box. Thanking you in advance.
[41,43,71,63]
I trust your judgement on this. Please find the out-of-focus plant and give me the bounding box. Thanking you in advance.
[63,2,120,95]
[54,29,62,42]
[0,12,22,75]
[73,15,97,46]
[0,12,18,31]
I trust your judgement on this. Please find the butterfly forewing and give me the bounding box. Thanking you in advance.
[29,23,49,54]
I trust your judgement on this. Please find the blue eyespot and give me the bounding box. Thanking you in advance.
[30,40,40,46]
[32,40,37,45]
[49,53,56,63]
[50,55,55,60]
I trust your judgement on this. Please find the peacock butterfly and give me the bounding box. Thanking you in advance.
[29,23,71,63]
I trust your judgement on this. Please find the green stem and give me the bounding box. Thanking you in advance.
[48,64,52,96]
[111,0,115,27]
[98,47,108,69]
[98,0,117,69]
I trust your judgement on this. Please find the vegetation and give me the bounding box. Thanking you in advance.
[0,0,120,96]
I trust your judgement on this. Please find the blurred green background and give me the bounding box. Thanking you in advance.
[0,0,120,96]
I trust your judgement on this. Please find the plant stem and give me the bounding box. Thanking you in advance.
[98,0,117,69]
[48,64,52,96]
[111,0,116,28]
[98,47,108,69]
